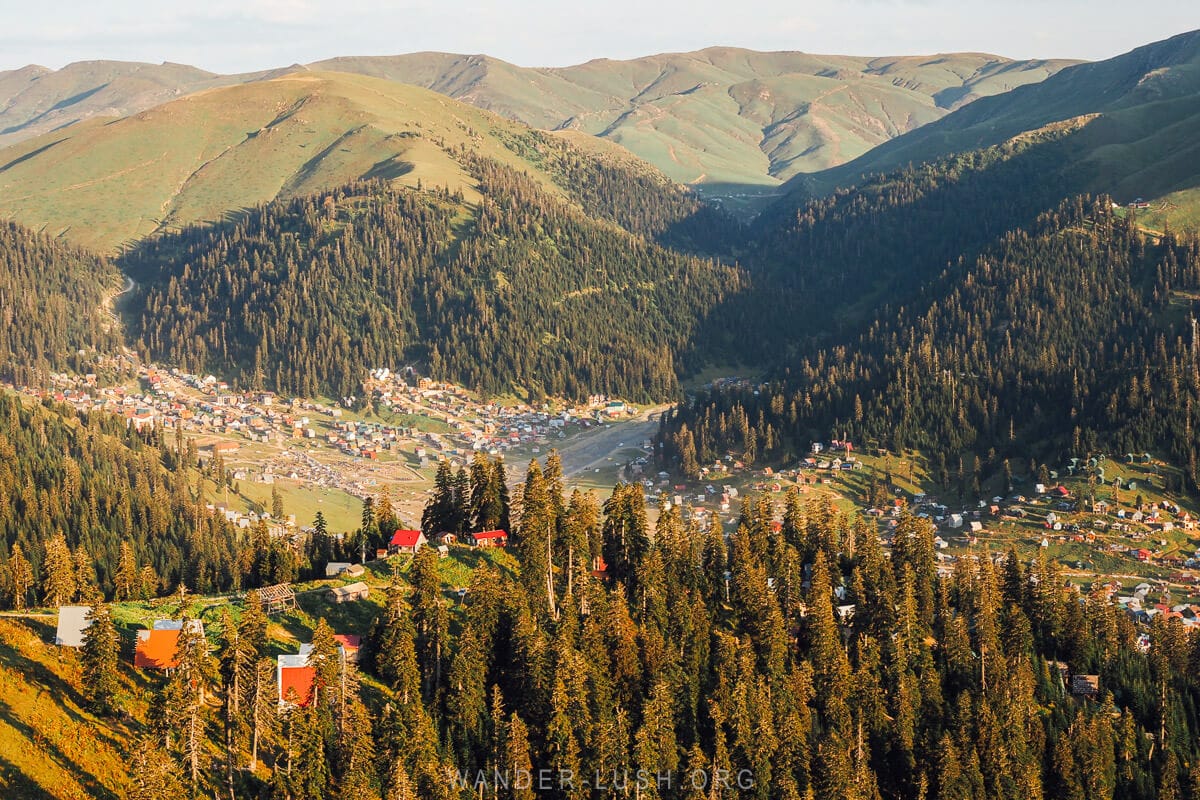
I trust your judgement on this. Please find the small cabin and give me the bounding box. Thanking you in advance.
[329,582,370,603]
[471,530,508,548]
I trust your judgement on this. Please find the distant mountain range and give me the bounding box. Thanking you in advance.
[0,47,1075,194]
[788,29,1200,231]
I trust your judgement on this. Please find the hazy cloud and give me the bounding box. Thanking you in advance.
[0,0,1195,73]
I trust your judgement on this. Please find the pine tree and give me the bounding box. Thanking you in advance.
[309,618,342,705]
[410,546,447,704]
[216,606,254,798]
[376,487,398,544]
[376,572,423,703]
[272,484,286,520]
[4,543,33,610]
[333,695,377,800]
[383,757,416,800]
[291,702,332,800]
[470,453,505,532]
[41,532,76,607]
[80,602,121,715]
[495,460,512,536]
[505,712,535,800]
[163,617,211,795]
[422,461,457,537]
[73,546,96,603]
[452,466,471,534]
[127,733,185,800]
[114,541,140,601]
[139,564,159,600]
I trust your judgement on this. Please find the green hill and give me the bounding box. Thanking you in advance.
[313,48,1075,189]
[800,29,1200,228]
[122,167,741,401]
[0,71,711,253]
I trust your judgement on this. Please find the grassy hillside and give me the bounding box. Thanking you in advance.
[0,60,223,149]
[0,70,721,253]
[0,616,142,799]
[800,29,1200,226]
[313,47,1076,188]
[0,544,512,799]
[0,49,1074,214]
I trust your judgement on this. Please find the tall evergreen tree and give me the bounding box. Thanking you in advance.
[80,602,121,715]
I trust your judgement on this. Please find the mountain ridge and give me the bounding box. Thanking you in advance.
[0,70,713,252]
[789,28,1200,227]
[0,47,1077,193]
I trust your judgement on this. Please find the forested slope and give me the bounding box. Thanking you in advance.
[124,161,742,402]
[662,197,1200,485]
[0,222,123,385]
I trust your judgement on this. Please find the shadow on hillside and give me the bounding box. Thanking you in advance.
[0,137,70,172]
[682,121,1139,374]
[0,753,52,799]
[0,620,87,712]
[0,697,119,800]
[363,155,415,182]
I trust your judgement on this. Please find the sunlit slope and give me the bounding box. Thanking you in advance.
[0,71,628,252]
[313,48,1076,186]
[801,30,1200,227]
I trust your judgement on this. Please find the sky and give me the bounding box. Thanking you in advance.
[0,0,1196,73]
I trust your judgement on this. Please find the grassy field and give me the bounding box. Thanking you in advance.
[311,50,1073,188]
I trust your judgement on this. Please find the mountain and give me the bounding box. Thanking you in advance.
[662,197,1200,479]
[0,49,1075,204]
[0,71,716,253]
[122,165,740,402]
[656,31,1200,478]
[313,48,1075,188]
[0,60,279,148]
[799,29,1200,228]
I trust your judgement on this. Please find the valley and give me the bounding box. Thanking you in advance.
[2,21,1200,800]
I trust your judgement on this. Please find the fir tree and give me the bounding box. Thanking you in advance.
[80,602,121,715]
[114,541,140,601]
[4,543,33,610]
[41,531,76,607]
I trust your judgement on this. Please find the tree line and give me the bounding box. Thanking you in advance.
[69,452,1200,799]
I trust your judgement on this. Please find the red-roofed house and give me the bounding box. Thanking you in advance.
[277,654,315,706]
[389,529,427,555]
[471,530,508,548]
[134,629,181,670]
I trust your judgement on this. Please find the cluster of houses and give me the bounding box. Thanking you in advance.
[385,527,508,559]
[203,502,295,535]
[54,605,362,706]
[1095,579,1200,632]
[33,363,640,502]
[41,366,337,444]
[362,368,632,459]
